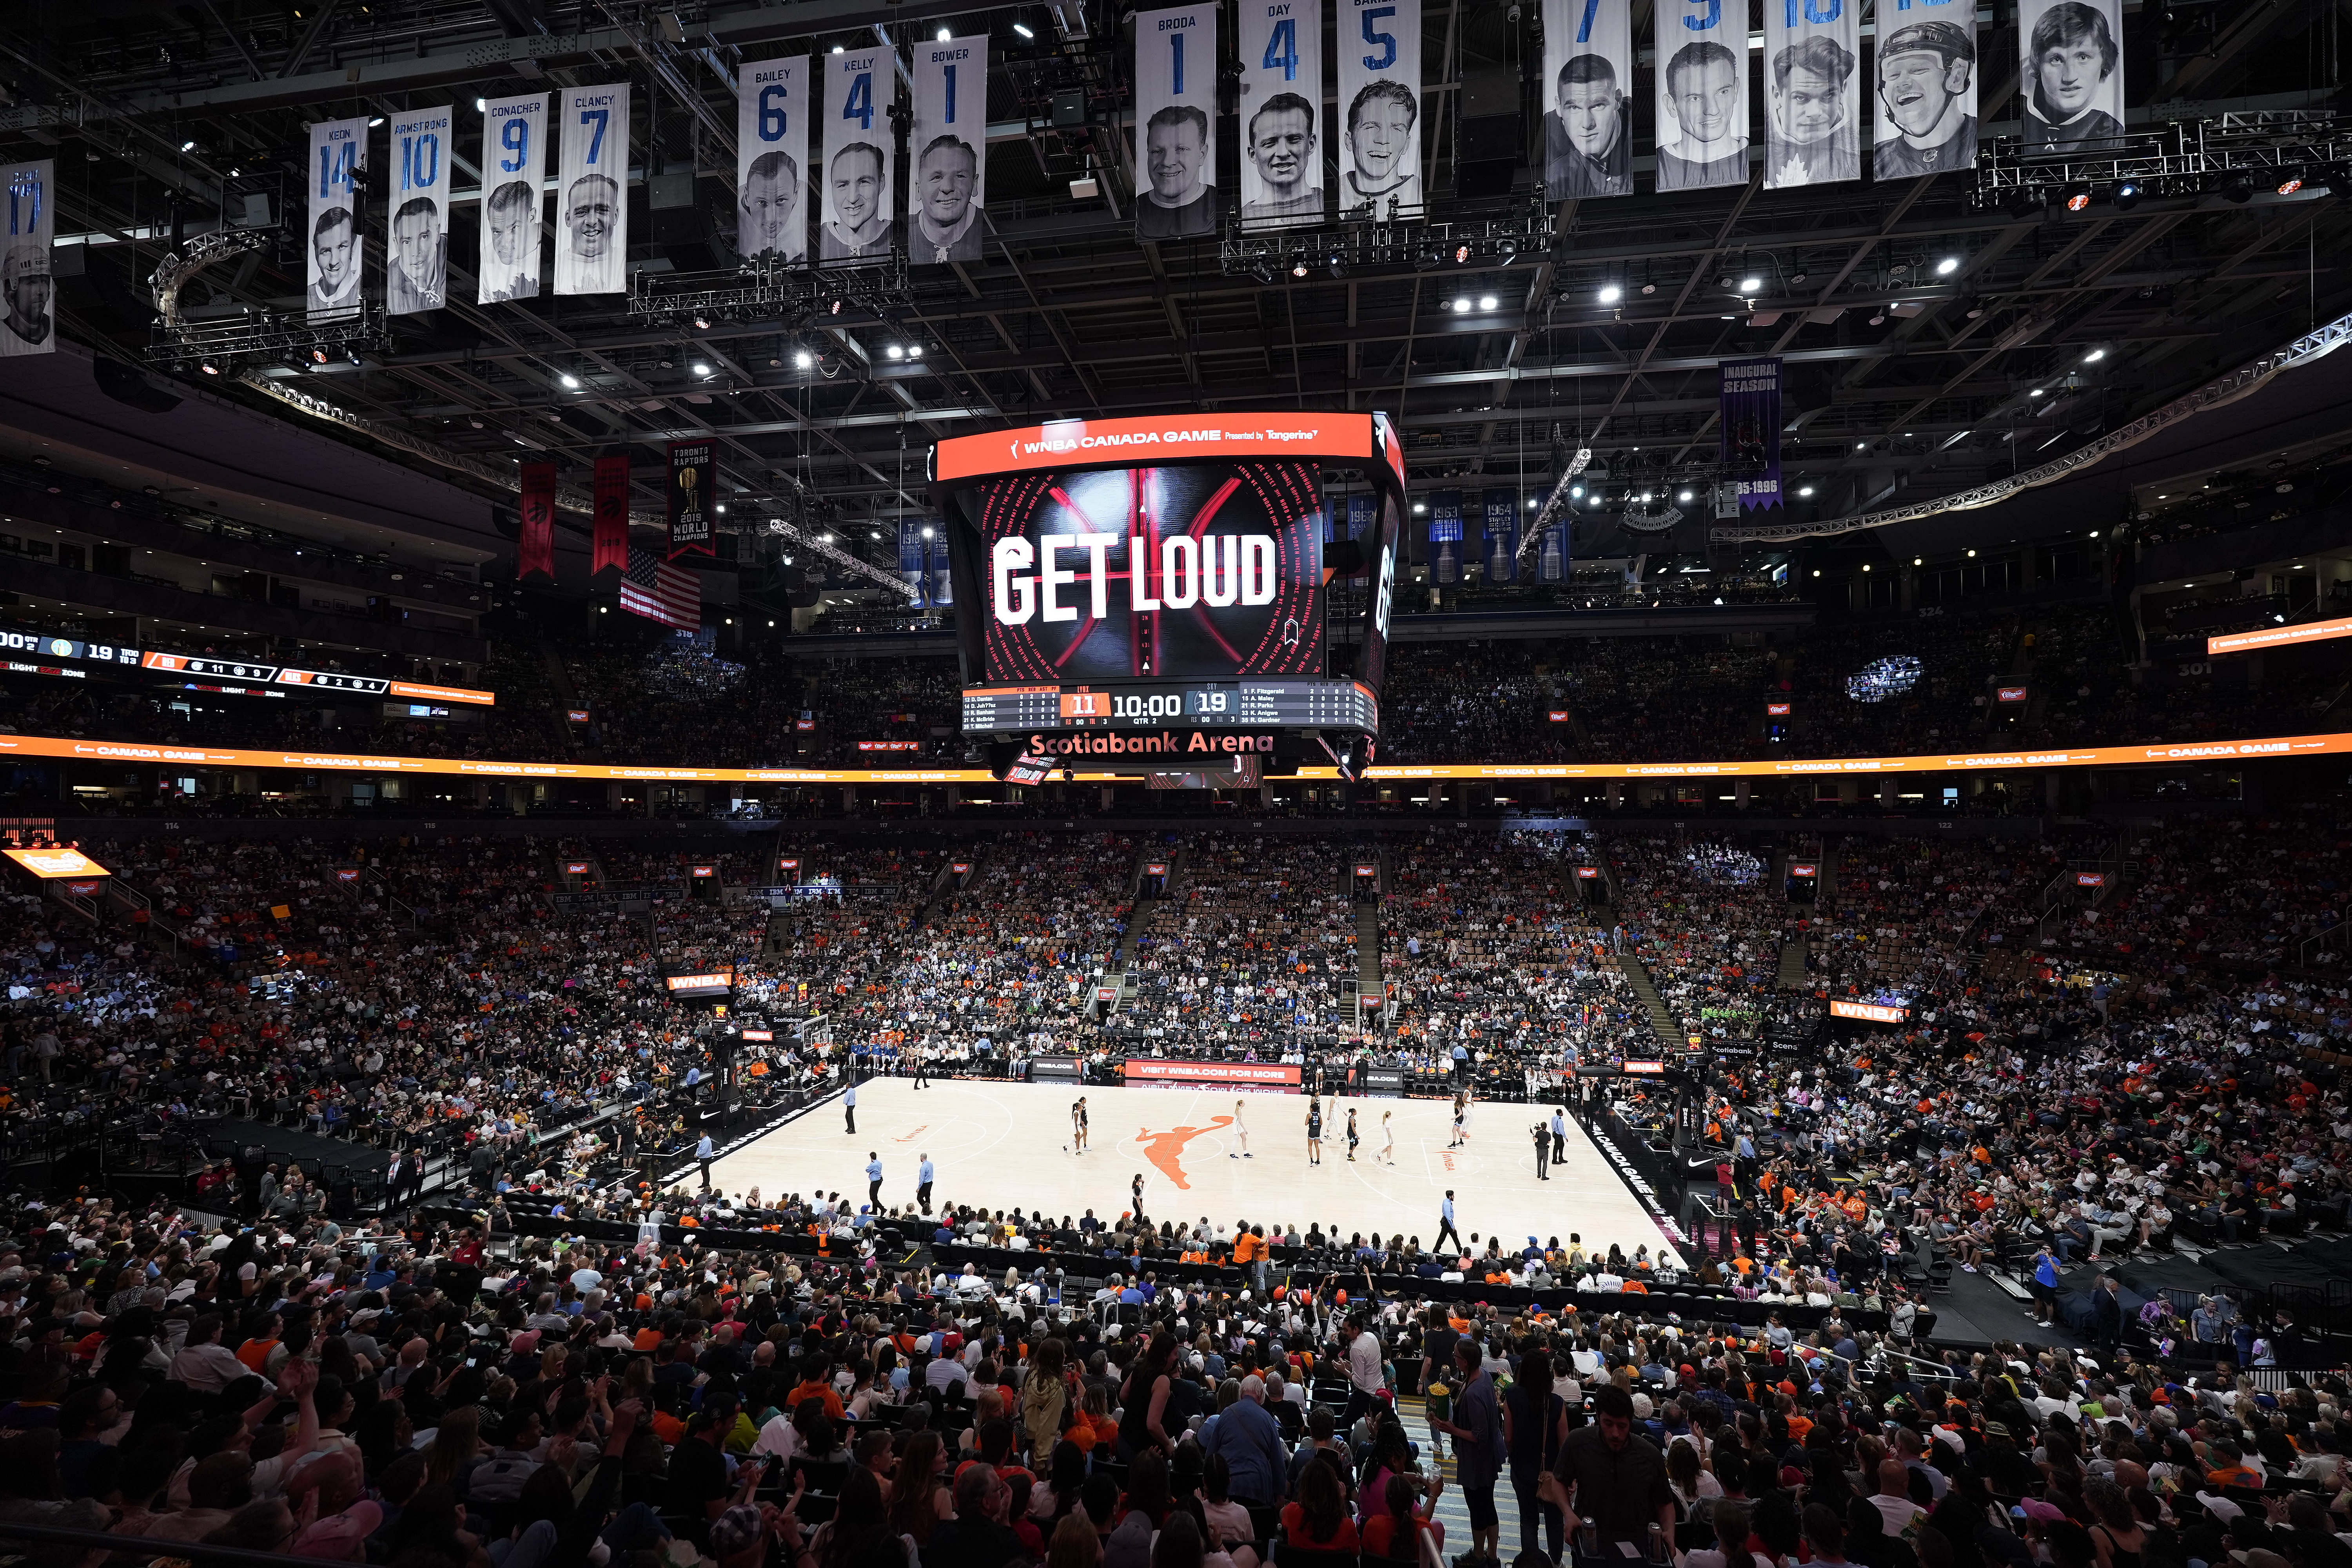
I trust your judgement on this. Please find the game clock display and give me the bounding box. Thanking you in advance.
[962,678,1377,732]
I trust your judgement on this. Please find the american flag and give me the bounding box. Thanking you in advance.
[620,547,700,630]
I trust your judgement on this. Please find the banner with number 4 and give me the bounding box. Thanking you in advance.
[1238,0,1325,229]
[822,48,896,263]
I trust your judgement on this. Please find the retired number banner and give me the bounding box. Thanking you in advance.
[821,48,895,263]
[1655,0,1749,191]
[1541,0,1633,198]
[738,58,809,263]
[306,117,368,321]
[1135,4,1220,241]
[478,94,548,303]
[1873,14,1978,176]
[1,159,55,357]
[1336,0,1423,218]
[385,105,452,312]
[911,35,986,263]
[555,84,628,295]
[1238,0,1326,228]
[1763,0,1860,187]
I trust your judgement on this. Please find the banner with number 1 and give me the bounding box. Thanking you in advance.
[912,34,987,263]
[1134,4,1220,241]
[556,83,629,295]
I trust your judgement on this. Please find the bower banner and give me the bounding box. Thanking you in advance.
[518,462,557,580]
[667,439,716,559]
[1873,13,1978,175]
[1720,358,1784,511]
[306,116,368,321]
[1763,0,1860,187]
[1336,0,1423,219]
[1429,490,1463,586]
[1540,0,1634,198]
[592,454,632,576]
[555,84,629,295]
[2018,0,2122,153]
[1134,4,1220,241]
[1481,492,1517,583]
[1237,0,1326,228]
[478,94,548,303]
[738,57,810,263]
[385,106,452,312]
[911,34,987,263]
[1,159,56,358]
[821,47,895,263]
[1655,0,1749,190]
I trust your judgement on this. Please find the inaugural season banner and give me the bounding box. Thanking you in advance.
[1540,0,1633,198]
[911,34,987,263]
[1482,492,1517,583]
[1,159,55,358]
[1655,0,1750,191]
[1237,0,1325,228]
[1134,5,1220,241]
[667,441,715,559]
[555,83,628,296]
[1336,0,1423,219]
[478,94,548,303]
[738,57,809,263]
[306,116,368,321]
[518,462,557,581]
[1720,358,1784,511]
[1429,490,1463,586]
[592,453,631,576]
[821,48,895,263]
[385,106,452,313]
[1874,14,1978,176]
[1763,0,1861,187]
[2018,0,2121,154]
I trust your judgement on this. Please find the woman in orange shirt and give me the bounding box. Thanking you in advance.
[1283,1455,1361,1554]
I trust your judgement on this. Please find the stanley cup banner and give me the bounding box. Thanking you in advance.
[1238,0,1326,229]
[385,105,452,313]
[592,453,632,576]
[1541,0,1634,198]
[911,34,987,263]
[897,520,931,604]
[479,93,548,303]
[927,529,954,606]
[821,47,895,263]
[1874,12,1978,176]
[2019,0,2119,153]
[738,57,810,263]
[1347,492,1377,541]
[1537,516,1569,581]
[667,439,716,559]
[1720,358,1784,511]
[1763,0,1860,187]
[555,83,629,295]
[1655,0,1750,191]
[1134,4,1220,241]
[306,116,368,321]
[1337,0,1423,219]
[1,160,55,358]
[1482,492,1517,583]
[1429,490,1463,586]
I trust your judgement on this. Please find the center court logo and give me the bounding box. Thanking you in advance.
[1133,1114,1232,1190]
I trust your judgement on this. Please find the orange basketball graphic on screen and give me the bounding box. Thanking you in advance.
[1134,1115,1232,1190]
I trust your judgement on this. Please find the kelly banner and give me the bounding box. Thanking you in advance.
[592,453,631,576]
[897,521,930,604]
[1135,4,1220,240]
[1429,490,1463,586]
[1337,0,1423,219]
[1541,0,1633,198]
[386,105,452,313]
[822,47,895,262]
[1655,0,1749,191]
[738,57,810,263]
[911,34,986,263]
[2,159,55,358]
[1482,492,1517,583]
[306,116,368,321]
[1237,0,1326,228]
[667,440,716,558]
[1763,0,1860,187]
[2020,0,2122,154]
[1720,358,1784,512]
[518,462,557,580]
[478,94,548,303]
[555,83,628,295]
[1875,18,1978,176]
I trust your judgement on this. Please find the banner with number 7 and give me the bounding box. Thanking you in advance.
[556,83,630,294]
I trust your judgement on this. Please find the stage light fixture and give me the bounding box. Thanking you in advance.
[937,25,952,39]
[1935,256,1960,275]
[886,344,905,359]
[1013,20,1035,36]
[1451,296,1471,312]
[1454,244,1471,263]
[310,348,328,364]
[1477,294,1497,310]
[908,345,924,359]
[693,314,711,330]
[559,372,581,388]
[2114,181,2141,210]
[1739,275,1762,292]
[1291,260,1308,278]
[2222,172,2253,203]
[1496,235,1519,259]
[1326,253,1345,278]
[2278,172,2305,196]
[795,350,815,369]
[1598,283,1622,304]
[2064,183,2092,212]
[1417,245,1442,270]
[199,361,218,375]
[692,361,712,376]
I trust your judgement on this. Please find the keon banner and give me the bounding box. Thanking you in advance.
[1655,0,1750,191]
[1540,0,1634,198]
[821,47,896,262]
[306,116,368,320]
[555,83,629,295]
[385,105,452,313]
[911,34,987,263]
[1,159,55,358]
[1134,4,1220,241]
[1763,0,1861,187]
[478,94,548,303]
[1237,0,1326,228]
[737,57,810,263]
[1336,0,1423,219]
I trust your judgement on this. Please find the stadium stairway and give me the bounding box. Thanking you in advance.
[541,648,589,759]
[1613,953,1683,1050]
[1777,939,1809,989]
[914,853,971,928]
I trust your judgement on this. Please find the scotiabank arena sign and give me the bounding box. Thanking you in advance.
[1122,1060,1302,1086]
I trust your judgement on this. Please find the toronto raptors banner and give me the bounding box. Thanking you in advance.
[1541,0,1633,198]
[555,83,628,295]
[478,93,548,304]
[592,453,632,576]
[306,116,368,321]
[911,34,986,263]
[1763,0,1860,187]
[518,462,557,580]
[667,439,716,559]
[1720,358,1784,511]
[821,48,895,263]
[1874,16,1978,176]
[1429,490,1462,586]
[1238,0,1325,229]
[1135,4,1220,241]
[1,159,55,358]
[1655,0,1749,191]
[737,57,809,262]
[1337,0,1423,218]
[385,105,452,313]
[1481,492,1517,583]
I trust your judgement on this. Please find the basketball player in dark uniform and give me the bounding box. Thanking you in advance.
[1306,1097,1324,1165]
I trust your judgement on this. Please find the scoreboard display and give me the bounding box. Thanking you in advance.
[961,679,1377,731]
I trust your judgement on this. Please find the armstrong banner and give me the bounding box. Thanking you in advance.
[1135,4,1220,241]
[1237,0,1326,228]
[667,439,716,559]
[306,116,368,321]
[821,47,895,262]
[1720,358,1784,511]
[911,34,987,263]
[1762,0,1861,187]
[737,57,810,263]
[1540,0,1633,198]
[592,453,631,575]
[555,83,629,295]
[518,461,557,580]
[384,105,452,312]
[1481,492,1517,583]
[1,159,54,358]
[1655,0,1749,191]
[478,93,548,303]
[1337,0,1423,218]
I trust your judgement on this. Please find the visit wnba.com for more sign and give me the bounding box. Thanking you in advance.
[1123,1060,1303,1085]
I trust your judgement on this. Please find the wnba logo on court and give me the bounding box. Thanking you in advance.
[1134,1115,1231,1190]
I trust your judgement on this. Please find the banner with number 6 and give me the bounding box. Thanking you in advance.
[478,94,548,303]
[822,47,896,263]
[1336,0,1422,220]
[1238,0,1326,229]
[556,83,629,295]
[737,58,809,263]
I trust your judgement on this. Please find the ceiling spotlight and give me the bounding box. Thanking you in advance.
[831,43,845,53]
[692,361,712,375]
[309,348,328,364]
[1678,490,1694,502]
[1935,256,1960,275]
[2278,172,2305,196]
[1477,294,1497,310]
[199,361,218,375]
[1012,20,1035,36]
[1569,485,1584,498]
[936,25,952,39]
[1868,311,1887,326]
[347,349,362,366]
[180,138,198,152]
[559,372,581,388]
[1454,244,1471,263]
[2029,387,2045,397]
[1598,283,1622,304]
[908,345,924,358]
[1739,275,1762,292]
[1326,253,1346,278]
[2114,180,2142,210]
[368,116,385,127]
[693,314,711,330]
[795,350,815,369]
[1412,502,1427,514]
[1640,279,1657,295]
[1452,296,1471,312]
[2083,348,2105,362]
[1291,260,1308,278]
[1496,235,1519,259]
[1417,245,1442,270]
[1798,485,1815,497]
[2063,182,2091,212]
[886,344,905,359]
[2222,172,2254,203]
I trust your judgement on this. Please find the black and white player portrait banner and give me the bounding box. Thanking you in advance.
[1,160,55,358]
[307,116,367,321]
[1238,0,1325,229]
[2020,0,2123,153]
[1872,12,1977,176]
[737,57,809,263]
[556,83,629,296]
[1541,0,1633,198]
[1763,0,1860,187]
[822,47,895,263]
[478,94,547,303]
[1336,0,1422,219]
[1134,4,1219,241]
[912,34,987,264]
[1656,0,1749,190]
[385,106,452,312]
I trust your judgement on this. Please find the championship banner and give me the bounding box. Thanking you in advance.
[1481,492,1517,583]
[518,462,557,581]
[306,116,368,321]
[1347,492,1377,540]
[1874,16,1978,176]
[911,34,986,263]
[385,106,452,313]
[738,57,810,263]
[1238,0,1325,228]
[897,520,931,604]
[1135,4,1220,241]
[821,47,894,263]
[1541,0,1633,198]
[1720,358,1784,511]
[2019,0,2120,154]
[1337,0,1422,219]
[555,83,628,295]
[1,159,55,358]
[592,453,632,576]
[1429,491,1463,586]
[479,93,548,303]
[927,529,954,606]
[667,439,716,559]
[1763,0,1860,187]
[1537,515,1569,581]
[1655,0,1749,190]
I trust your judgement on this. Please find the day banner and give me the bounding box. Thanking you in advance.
[1237,0,1326,228]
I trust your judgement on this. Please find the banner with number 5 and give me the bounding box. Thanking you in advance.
[822,47,896,263]
[1541,0,1633,198]
[1336,0,1422,220]
[738,58,809,263]
[1238,0,1326,229]
[556,83,630,295]
[479,94,548,303]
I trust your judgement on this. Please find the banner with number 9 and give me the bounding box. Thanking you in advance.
[1238,0,1326,229]
[1335,0,1422,220]
[556,82,630,295]
[478,94,548,303]
[738,58,809,263]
